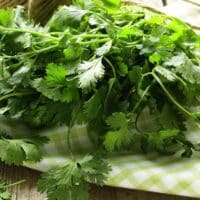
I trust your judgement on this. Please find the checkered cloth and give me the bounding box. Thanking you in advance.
[24,2,200,198]
[24,121,200,198]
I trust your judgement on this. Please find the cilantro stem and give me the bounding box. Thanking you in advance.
[67,124,75,161]
[0,45,58,59]
[0,92,35,102]
[89,11,112,25]
[74,34,108,39]
[33,39,55,46]
[152,71,194,118]
[0,26,59,41]
[133,81,154,113]
[5,179,26,188]
[77,38,110,45]
[138,72,153,91]
[66,106,81,161]
[104,57,117,79]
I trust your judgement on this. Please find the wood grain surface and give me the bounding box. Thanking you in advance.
[28,0,71,24]
[0,0,27,8]
[0,162,197,200]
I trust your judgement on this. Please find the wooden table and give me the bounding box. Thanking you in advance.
[0,162,196,200]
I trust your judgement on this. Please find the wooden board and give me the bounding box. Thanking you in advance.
[0,162,197,200]
[28,0,71,24]
[0,0,27,8]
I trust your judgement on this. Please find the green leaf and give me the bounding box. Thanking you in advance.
[32,78,61,100]
[164,53,185,67]
[164,53,200,84]
[106,112,128,130]
[8,62,32,86]
[149,52,161,64]
[102,0,121,9]
[63,46,83,61]
[159,104,186,130]
[14,33,31,48]
[175,54,200,84]
[128,67,142,84]
[0,136,47,165]
[154,66,176,82]
[38,155,111,200]
[104,112,133,151]
[13,6,31,29]
[0,180,11,200]
[0,8,13,27]
[118,62,128,76]
[148,129,180,154]
[104,128,131,151]
[95,41,112,56]
[32,69,79,103]
[0,191,11,200]
[48,6,88,30]
[45,63,67,86]
[78,57,105,90]
[84,89,105,120]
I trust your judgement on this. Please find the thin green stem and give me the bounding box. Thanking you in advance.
[6,179,26,188]
[0,45,58,59]
[74,34,108,39]
[89,11,112,25]
[152,71,194,118]
[66,105,81,162]
[67,124,75,161]
[0,92,35,102]
[104,57,117,79]
[33,39,56,46]
[76,38,110,45]
[0,26,59,41]
[138,72,153,91]
[127,72,152,98]
[133,81,154,113]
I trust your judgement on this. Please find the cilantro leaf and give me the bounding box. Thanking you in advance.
[104,129,130,152]
[84,89,105,121]
[164,53,185,67]
[95,41,112,56]
[0,179,25,200]
[38,155,111,200]
[159,104,186,130]
[32,64,79,103]
[102,0,121,8]
[78,57,105,90]
[0,136,47,165]
[106,112,128,130]
[0,180,11,200]
[48,6,88,30]
[104,113,133,151]
[0,8,13,27]
[175,54,200,84]
[154,66,176,82]
[45,63,67,86]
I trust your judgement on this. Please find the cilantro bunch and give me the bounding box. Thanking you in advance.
[0,0,200,199]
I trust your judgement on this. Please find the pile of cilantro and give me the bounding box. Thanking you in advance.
[0,0,200,199]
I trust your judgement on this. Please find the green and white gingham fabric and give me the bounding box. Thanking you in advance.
[24,2,200,199]
[24,122,200,199]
